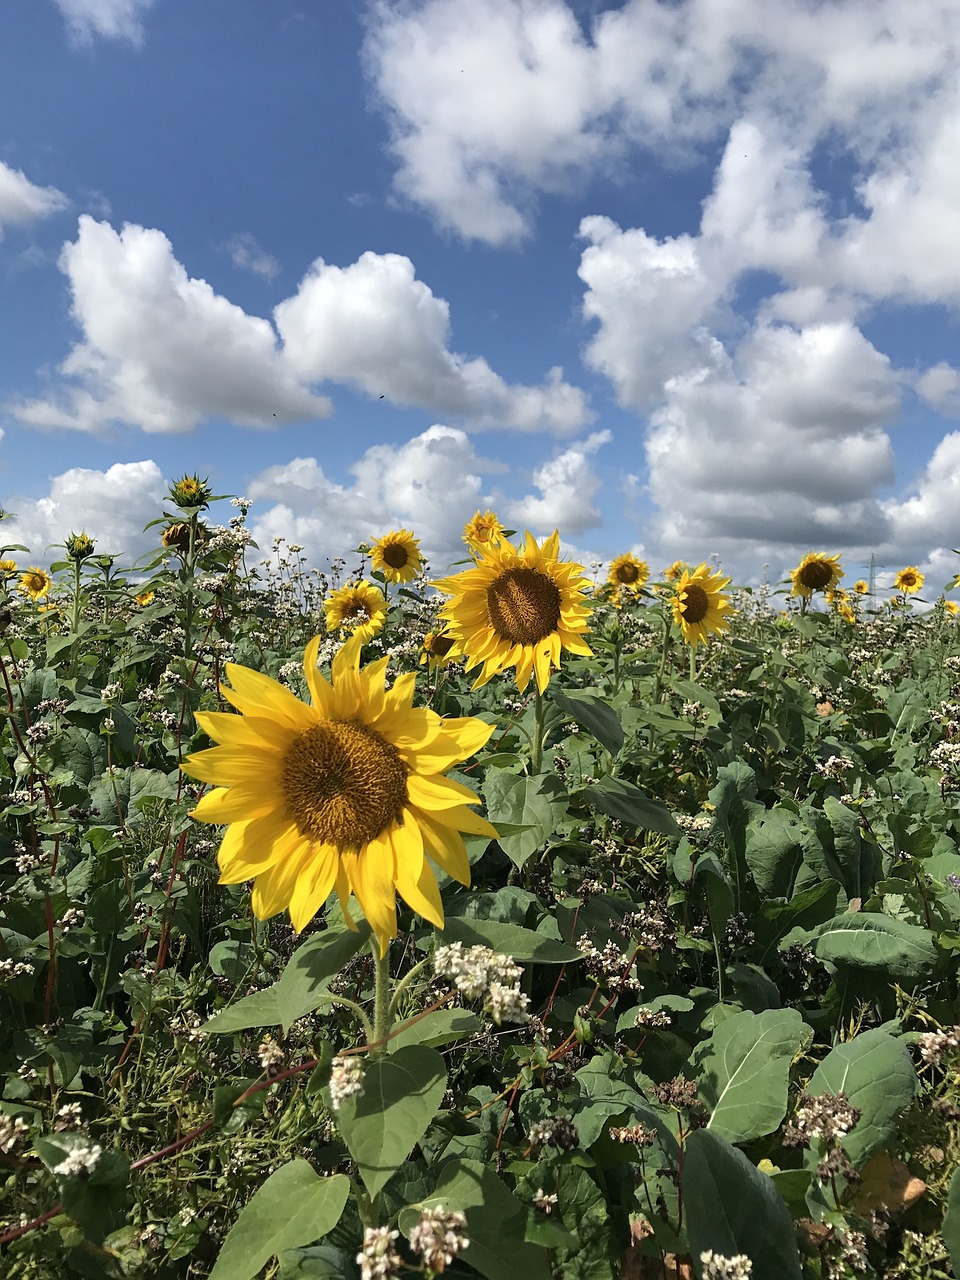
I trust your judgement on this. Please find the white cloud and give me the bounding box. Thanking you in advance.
[1,461,164,562]
[882,432,960,565]
[506,429,610,534]
[0,163,68,238]
[221,232,281,281]
[53,0,155,44]
[274,250,591,433]
[10,217,332,434]
[248,424,497,571]
[916,364,960,418]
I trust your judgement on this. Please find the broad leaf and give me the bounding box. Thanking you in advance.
[484,771,569,868]
[436,916,582,963]
[551,688,624,756]
[812,914,937,980]
[583,776,681,837]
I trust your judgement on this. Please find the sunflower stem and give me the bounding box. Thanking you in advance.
[531,686,545,774]
[688,645,697,682]
[370,940,392,1059]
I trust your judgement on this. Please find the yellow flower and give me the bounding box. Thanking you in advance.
[663,560,688,583]
[838,604,857,625]
[672,563,733,648]
[607,553,649,592]
[950,573,960,592]
[894,566,924,595]
[853,579,869,595]
[462,510,504,550]
[0,558,17,576]
[370,529,423,584]
[324,581,387,642]
[135,590,155,607]
[435,530,593,693]
[19,567,52,600]
[182,635,497,953]
[826,588,849,607]
[944,600,959,618]
[421,628,458,669]
[789,553,843,600]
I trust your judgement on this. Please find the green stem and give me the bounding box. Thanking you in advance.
[370,940,392,1058]
[652,614,672,706]
[388,954,433,1020]
[688,644,697,681]
[69,560,82,680]
[531,686,545,774]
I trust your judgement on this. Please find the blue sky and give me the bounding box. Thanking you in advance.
[1,0,959,590]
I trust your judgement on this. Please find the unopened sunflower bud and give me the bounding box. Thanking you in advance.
[65,531,96,562]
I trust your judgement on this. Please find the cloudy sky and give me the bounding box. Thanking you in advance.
[1,0,959,589]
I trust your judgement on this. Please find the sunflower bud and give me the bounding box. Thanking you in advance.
[162,521,206,554]
[65,531,96,562]
[168,474,212,510]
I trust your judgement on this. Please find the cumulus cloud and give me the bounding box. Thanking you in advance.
[274,251,591,433]
[916,364,960,418]
[221,232,281,281]
[1,461,164,562]
[53,0,155,45]
[0,163,68,238]
[506,430,610,535]
[881,432,960,566]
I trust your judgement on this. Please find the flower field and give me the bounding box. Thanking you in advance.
[2,478,960,1279]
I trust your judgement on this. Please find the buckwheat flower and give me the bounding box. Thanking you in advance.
[533,1188,558,1215]
[783,1091,861,1146]
[527,1116,579,1151]
[257,1036,285,1074]
[485,981,530,1025]
[328,1054,365,1111]
[54,1102,84,1131]
[0,1114,30,1153]
[357,1225,403,1279]
[915,1026,960,1065]
[700,1250,753,1279]
[409,1206,469,1273]
[53,1142,102,1178]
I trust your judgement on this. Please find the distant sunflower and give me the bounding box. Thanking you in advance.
[853,580,869,595]
[663,560,688,583]
[370,529,423,584]
[672,563,733,648]
[19,567,52,600]
[420,628,458,669]
[944,600,960,618]
[790,553,843,600]
[607,553,649,592]
[434,530,593,693]
[894,566,924,595]
[0,558,17,577]
[462,510,504,550]
[838,604,857,625]
[135,590,155,607]
[183,635,497,954]
[324,581,387,642]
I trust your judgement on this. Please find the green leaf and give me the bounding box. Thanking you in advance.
[483,772,569,868]
[334,1045,447,1197]
[582,776,681,837]
[821,797,881,901]
[435,916,582,963]
[943,1164,960,1278]
[388,1008,480,1052]
[276,926,370,1033]
[208,1161,349,1280]
[574,1055,666,1150]
[682,1130,802,1280]
[691,1008,812,1143]
[279,1245,355,1278]
[708,761,760,910]
[204,987,284,1035]
[399,1157,551,1280]
[550,688,624,755]
[745,808,804,898]
[805,1029,917,1169]
[812,914,937,980]
[551,1164,618,1279]
[34,1134,129,1245]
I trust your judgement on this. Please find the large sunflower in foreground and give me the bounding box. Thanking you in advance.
[672,563,733,648]
[894,566,924,595]
[434,530,593,693]
[607,553,649,592]
[370,528,423,584]
[19,567,52,600]
[324,581,387,641]
[789,552,843,600]
[183,635,497,954]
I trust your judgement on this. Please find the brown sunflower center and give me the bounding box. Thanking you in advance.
[798,559,834,590]
[345,599,374,620]
[616,562,640,585]
[382,543,410,570]
[680,583,709,624]
[281,718,407,849]
[486,567,562,646]
[430,633,456,658]
[900,572,917,587]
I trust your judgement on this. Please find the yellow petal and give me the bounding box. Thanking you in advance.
[345,837,397,945]
[222,663,314,729]
[250,844,312,919]
[392,822,444,931]
[407,772,484,810]
[217,813,303,881]
[182,745,282,787]
[191,786,277,824]
[288,844,339,933]
[416,810,471,885]
[194,710,296,752]
[303,635,334,713]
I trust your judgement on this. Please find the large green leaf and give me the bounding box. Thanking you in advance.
[745,808,804,898]
[34,1134,129,1246]
[683,1130,802,1279]
[812,913,937,980]
[203,987,284,1035]
[692,1008,812,1143]
[436,916,582,963]
[276,926,370,1032]
[483,771,569,868]
[550,688,624,756]
[208,1161,349,1280]
[943,1165,960,1278]
[388,1008,480,1052]
[399,1157,551,1280]
[583,776,681,837]
[335,1045,447,1197]
[805,1029,917,1168]
[708,761,760,908]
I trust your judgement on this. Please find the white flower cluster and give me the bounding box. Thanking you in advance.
[433,943,530,1024]
[700,1250,753,1279]
[257,1036,285,1074]
[0,959,35,982]
[674,813,712,835]
[356,1225,402,1279]
[54,1102,84,1131]
[930,741,960,777]
[815,755,855,779]
[0,1113,30,1153]
[409,1205,469,1272]
[53,1142,102,1178]
[916,1026,960,1065]
[328,1054,365,1111]
[576,936,642,992]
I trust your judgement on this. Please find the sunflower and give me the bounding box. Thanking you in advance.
[789,553,843,600]
[0,559,17,576]
[672,563,733,648]
[838,604,857,625]
[420,628,458,669]
[462,510,504,550]
[434,530,593,693]
[370,529,423,584]
[607,553,649,592]
[135,590,155,607]
[19,567,52,600]
[894,566,924,594]
[944,600,960,618]
[663,560,688,583]
[182,635,497,954]
[853,580,869,595]
[324,581,387,642]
